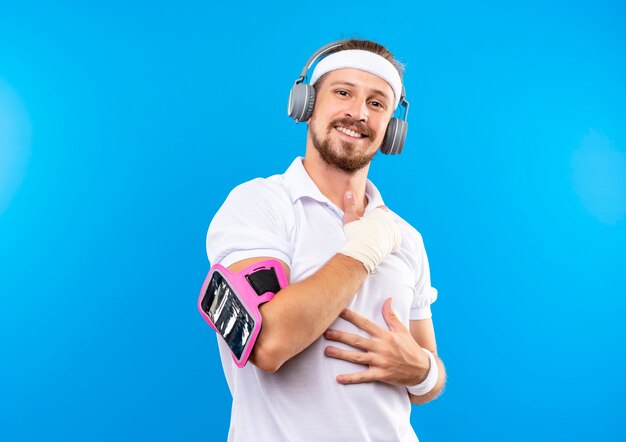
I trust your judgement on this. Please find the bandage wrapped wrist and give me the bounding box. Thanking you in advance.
[339,207,402,273]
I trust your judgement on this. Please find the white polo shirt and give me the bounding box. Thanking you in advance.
[206,157,438,442]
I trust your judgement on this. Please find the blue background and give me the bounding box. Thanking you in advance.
[1,1,625,441]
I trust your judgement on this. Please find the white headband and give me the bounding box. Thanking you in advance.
[309,49,403,109]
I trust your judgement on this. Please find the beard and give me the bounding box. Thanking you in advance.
[310,117,378,173]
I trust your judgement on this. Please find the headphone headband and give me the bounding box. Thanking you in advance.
[296,40,346,82]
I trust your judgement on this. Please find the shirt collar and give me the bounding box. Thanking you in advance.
[283,157,385,214]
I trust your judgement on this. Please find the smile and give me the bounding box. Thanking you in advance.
[334,126,367,139]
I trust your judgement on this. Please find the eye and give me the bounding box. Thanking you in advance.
[369,100,385,110]
[335,89,350,97]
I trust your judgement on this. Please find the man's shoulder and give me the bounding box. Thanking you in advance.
[226,173,292,207]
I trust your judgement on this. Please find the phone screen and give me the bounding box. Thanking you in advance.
[201,271,255,360]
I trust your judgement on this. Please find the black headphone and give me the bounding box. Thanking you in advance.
[287,40,410,155]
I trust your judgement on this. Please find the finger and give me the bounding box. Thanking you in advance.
[343,191,359,224]
[324,346,373,366]
[381,298,406,333]
[336,368,380,384]
[324,329,373,351]
[340,308,385,337]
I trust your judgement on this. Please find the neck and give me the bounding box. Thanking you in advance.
[302,143,370,217]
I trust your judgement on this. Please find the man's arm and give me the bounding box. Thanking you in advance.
[408,318,446,405]
[224,193,399,373]
[228,254,367,372]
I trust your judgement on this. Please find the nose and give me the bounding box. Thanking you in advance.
[345,97,369,122]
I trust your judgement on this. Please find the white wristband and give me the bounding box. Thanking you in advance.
[406,348,438,396]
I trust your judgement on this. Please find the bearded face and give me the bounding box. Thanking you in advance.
[306,69,394,174]
[309,116,378,173]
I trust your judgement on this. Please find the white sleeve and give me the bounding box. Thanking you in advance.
[409,233,438,321]
[206,178,294,269]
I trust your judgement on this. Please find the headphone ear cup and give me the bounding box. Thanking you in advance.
[287,83,316,122]
[380,118,408,155]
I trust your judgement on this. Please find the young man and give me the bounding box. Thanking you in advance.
[206,39,445,441]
